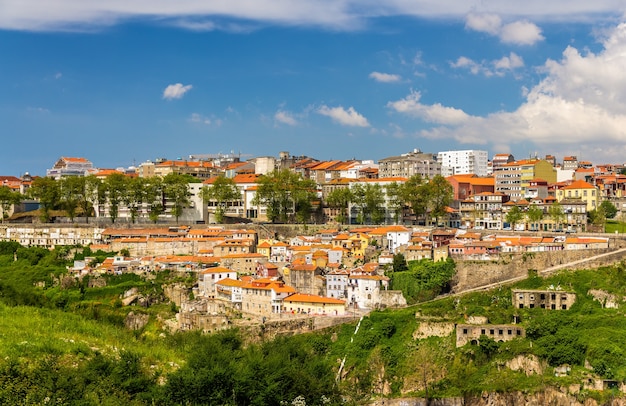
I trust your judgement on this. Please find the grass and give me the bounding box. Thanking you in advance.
[0,302,185,370]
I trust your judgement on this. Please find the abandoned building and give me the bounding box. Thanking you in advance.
[512,289,577,310]
[456,324,525,347]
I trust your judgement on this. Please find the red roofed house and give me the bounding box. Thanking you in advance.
[198,266,238,297]
[283,293,346,316]
[240,278,296,315]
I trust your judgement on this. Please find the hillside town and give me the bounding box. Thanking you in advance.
[0,148,618,331]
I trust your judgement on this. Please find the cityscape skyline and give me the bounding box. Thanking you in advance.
[2,2,626,176]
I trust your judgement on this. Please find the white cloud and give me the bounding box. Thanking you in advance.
[318,105,369,127]
[389,22,626,164]
[450,56,482,75]
[189,113,211,125]
[387,91,470,126]
[465,13,544,45]
[2,1,624,32]
[54,72,62,79]
[465,13,501,35]
[274,110,298,126]
[162,83,192,100]
[500,20,544,45]
[369,71,401,83]
[451,52,524,77]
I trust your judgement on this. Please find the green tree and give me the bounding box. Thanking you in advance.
[200,176,241,223]
[365,183,385,224]
[350,183,385,225]
[505,205,524,231]
[29,177,60,223]
[325,187,352,224]
[426,175,453,226]
[123,177,147,224]
[599,200,618,219]
[253,169,316,223]
[403,174,428,225]
[144,176,164,223]
[58,176,84,222]
[392,253,408,273]
[385,182,405,224]
[78,175,101,223]
[163,173,191,224]
[548,202,566,231]
[526,204,544,231]
[102,173,128,223]
[0,186,23,223]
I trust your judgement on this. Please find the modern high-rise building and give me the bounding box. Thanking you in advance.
[437,150,488,176]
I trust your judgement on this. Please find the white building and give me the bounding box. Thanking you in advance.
[198,266,238,297]
[348,274,390,309]
[326,269,350,299]
[438,150,489,177]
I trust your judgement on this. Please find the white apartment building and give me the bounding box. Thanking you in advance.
[438,150,488,177]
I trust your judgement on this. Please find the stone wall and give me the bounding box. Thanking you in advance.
[453,248,624,292]
[380,290,408,308]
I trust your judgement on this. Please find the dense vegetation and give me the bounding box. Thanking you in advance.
[388,257,456,303]
[0,242,341,405]
[2,241,626,404]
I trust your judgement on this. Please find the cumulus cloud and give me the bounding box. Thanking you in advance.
[190,113,222,126]
[369,71,402,83]
[465,13,501,35]
[465,13,544,45]
[2,1,623,32]
[390,22,626,164]
[451,52,524,77]
[388,91,471,126]
[162,83,192,100]
[274,110,298,126]
[500,20,544,45]
[318,105,370,127]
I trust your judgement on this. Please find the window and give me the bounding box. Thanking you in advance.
[562,304,567,310]
[463,329,468,334]
[529,304,534,308]
[519,304,524,309]
[551,304,556,310]
[498,329,503,335]
[489,329,495,335]
[481,329,486,335]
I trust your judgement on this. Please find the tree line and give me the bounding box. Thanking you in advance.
[2,170,454,226]
[0,173,194,224]
[203,170,454,225]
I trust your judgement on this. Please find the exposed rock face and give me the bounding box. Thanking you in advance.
[505,354,543,376]
[413,322,455,340]
[366,389,626,405]
[588,289,623,308]
[124,311,149,330]
[163,283,189,307]
[88,277,106,288]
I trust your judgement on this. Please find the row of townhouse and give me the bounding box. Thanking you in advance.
[447,233,609,260]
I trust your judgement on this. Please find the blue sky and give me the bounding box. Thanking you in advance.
[2,1,626,176]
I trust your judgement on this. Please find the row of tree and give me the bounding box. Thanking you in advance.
[1,173,194,224]
[2,169,454,225]
[504,200,617,231]
[202,170,454,225]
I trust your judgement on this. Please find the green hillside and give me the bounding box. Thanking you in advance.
[1,242,626,404]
